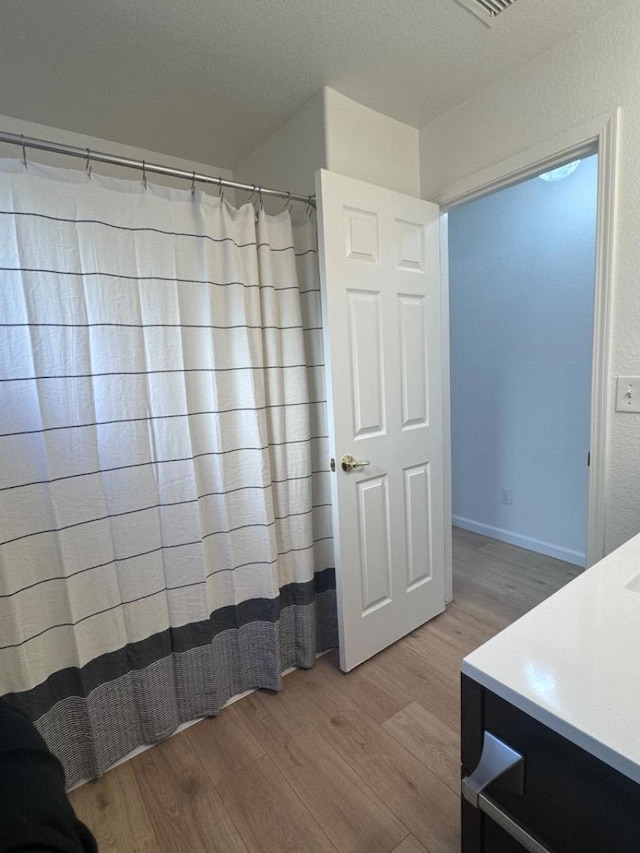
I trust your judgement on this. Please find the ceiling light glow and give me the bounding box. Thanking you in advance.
[539,161,581,182]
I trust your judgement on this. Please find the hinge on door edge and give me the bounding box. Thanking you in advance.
[587,451,591,467]
[330,458,336,472]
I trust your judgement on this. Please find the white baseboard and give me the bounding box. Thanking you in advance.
[453,515,586,567]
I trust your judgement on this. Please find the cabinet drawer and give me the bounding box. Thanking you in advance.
[462,675,640,852]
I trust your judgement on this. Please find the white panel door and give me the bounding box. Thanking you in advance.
[316,169,446,672]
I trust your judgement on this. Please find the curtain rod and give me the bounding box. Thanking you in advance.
[0,131,315,206]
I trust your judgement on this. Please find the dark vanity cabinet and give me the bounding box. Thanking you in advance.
[461,674,640,853]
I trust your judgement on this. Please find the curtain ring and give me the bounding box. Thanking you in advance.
[21,134,27,169]
[258,186,263,211]
[85,148,92,180]
[305,197,314,219]
[191,171,196,196]
[141,160,147,190]
[284,191,292,213]
[218,176,224,202]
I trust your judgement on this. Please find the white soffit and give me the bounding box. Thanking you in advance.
[454,0,520,27]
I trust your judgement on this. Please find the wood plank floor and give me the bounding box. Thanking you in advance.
[69,528,579,852]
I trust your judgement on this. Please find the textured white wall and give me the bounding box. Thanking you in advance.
[235,87,420,199]
[0,113,233,194]
[324,88,420,196]
[420,1,640,554]
[233,90,326,202]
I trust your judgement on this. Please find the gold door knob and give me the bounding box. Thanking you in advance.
[341,454,371,472]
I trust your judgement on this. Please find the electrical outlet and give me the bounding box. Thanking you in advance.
[616,377,640,412]
[500,487,513,505]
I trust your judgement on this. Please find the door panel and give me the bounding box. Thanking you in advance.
[357,475,392,612]
[316,169,446,671]
[404,462,432,589]
[348,289,384,435]
[399,294,429,426]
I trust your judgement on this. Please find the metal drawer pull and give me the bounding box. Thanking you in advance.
[478,792,554,853]
[462,731,524,807]
[462,732,553,853]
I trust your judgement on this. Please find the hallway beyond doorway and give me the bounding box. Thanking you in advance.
[448,154,598,568]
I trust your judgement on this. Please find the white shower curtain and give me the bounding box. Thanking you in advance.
[0,159,336,787]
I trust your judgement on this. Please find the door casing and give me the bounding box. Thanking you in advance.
[435,110,619,589]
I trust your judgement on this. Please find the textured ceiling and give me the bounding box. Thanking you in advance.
[0,0,628,169]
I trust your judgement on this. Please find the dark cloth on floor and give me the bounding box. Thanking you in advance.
[0,699,98,852]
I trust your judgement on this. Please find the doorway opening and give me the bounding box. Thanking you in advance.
[447,154,598,569]
[438,112,618,603]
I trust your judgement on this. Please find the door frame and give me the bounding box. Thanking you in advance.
[434,110,619,598]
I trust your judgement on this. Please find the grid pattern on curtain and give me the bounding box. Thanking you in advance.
[0,159,336,787]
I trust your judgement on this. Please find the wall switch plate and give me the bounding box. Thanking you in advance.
[616,377,640,412]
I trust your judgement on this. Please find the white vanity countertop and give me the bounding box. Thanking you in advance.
[462,531,640,784]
